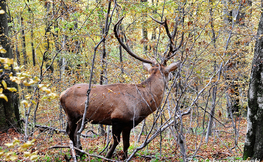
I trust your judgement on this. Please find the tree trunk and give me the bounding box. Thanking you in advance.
[27,3,36,66]
[44,1,53,73]
[30,21,36,66]
[98,1,113,136]
[243,0,263,160]
[223,0,252,118]
[0,0,20,132]
[15,16,20,66]
[21,16,27,65]
[205,0,218,141]
[141,0,148,54]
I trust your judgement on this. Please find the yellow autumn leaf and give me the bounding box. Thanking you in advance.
[123,74,131,81]
[31,150,38,155]
[25,94,31,99]
[51,87,56,92]
[10,76,21,84]
[21,100,29,107]
[7,87,17,92]
[21,141,33,148]
[0,46,6,53]
[24,151,30,157]
[41,87,51,93]
[0,151,4,157]
[0,58,13,65]
[14,66,20,71]
[0,9,5,14]
[5,58,13,65]
[4,142,14,148]
[2,80,7,89]
[41,95,48,100]
[38,84,45,88]
[30,155,39,161]
[5,152,12,157]
[32,100,36,104]
[0,93,8,102]
[28,79,36,85]
[9,155,18,161]
[0,88,3,93]
[48,92,58,99]
[4,64,9,69]
[23,80,31,86]
[13,62,20,71]
[13,137,20,145]
[33,76,40,82]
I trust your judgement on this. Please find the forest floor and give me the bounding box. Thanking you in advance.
[0,117,247,161]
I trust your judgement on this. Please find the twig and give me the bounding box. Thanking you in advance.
[99,132,112,155]
[140,155,155,159]
[0,71,5,80]
[126,109,190,161]
[35,124,66,134]
[35,124,98,138]
[215,131,233,154]
[77,0,118,149]
[84,129,98,137]
[49,145,119,162]
[69,140,77,162]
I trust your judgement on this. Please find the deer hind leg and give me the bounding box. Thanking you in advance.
[66,120,77,145]
[122,127,131,159]
[69,119,85,157]
[66,119,83,153]
[106,120,123,158]
[74,121,83,149]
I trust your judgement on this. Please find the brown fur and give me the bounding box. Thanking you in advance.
[60,63,179,159]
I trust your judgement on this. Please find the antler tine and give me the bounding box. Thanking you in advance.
[151,16,183,65]
[165,18,184,62]
[114,17,155,65]
[150,16,172,40]
[166,32,184,60]
[171,18,179,41]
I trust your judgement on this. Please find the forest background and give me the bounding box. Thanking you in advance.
[0,0,261,161]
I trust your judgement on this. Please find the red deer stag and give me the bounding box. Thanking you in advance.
[60,16,183,159]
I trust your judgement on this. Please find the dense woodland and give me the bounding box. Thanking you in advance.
[0,0,262,161]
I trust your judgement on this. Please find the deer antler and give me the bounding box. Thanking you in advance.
[114,16,155,65]
[150,16,184,65]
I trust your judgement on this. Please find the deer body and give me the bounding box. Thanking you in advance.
[61,67,165,126]
[60,64,179,158]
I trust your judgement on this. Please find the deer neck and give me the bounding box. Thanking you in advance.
[139,72,166,111]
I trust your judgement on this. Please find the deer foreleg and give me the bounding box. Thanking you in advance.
[122,127,131,159]
[106,120,123,158]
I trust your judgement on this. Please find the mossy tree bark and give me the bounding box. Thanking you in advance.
[0,0,20,132]
[243,0,263,160]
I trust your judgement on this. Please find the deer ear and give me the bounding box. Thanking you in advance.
[165,62,180,73]
[143,63,152,72]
